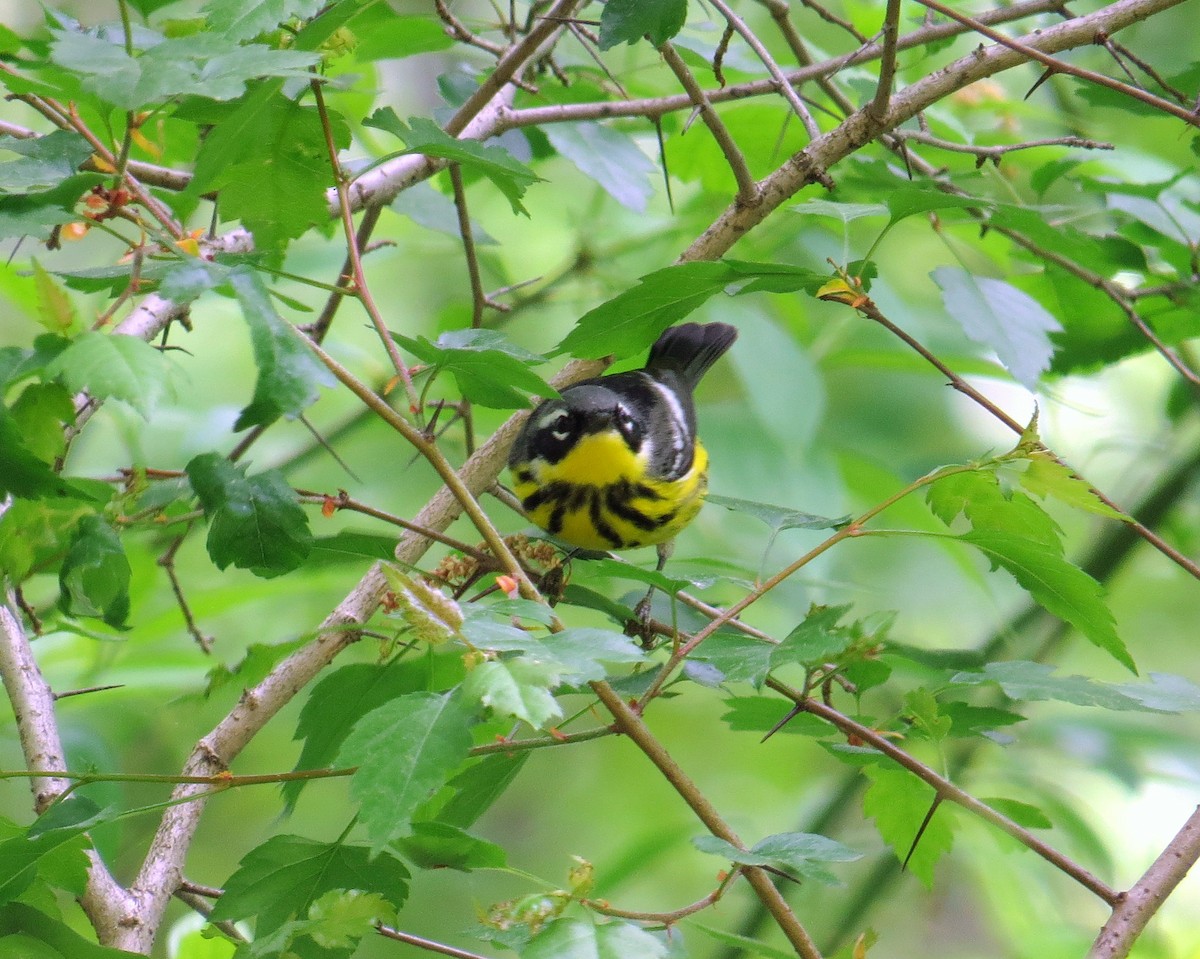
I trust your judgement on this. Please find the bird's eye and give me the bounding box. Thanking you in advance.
[614,406,642,446]
[548,412,573,441]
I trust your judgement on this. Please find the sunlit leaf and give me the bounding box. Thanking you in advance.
[598,0,687,48]
[932,267,1062,389]
[862,764,954,888]
[337,691,475,847]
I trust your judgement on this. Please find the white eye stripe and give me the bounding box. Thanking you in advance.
[646,376,690,442]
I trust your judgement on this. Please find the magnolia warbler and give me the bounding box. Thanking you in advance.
[508,322,738,556]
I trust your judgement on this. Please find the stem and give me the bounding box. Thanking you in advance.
[591,680,824,959]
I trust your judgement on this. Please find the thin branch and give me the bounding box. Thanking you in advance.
[158,528,214,654]
[707,0,827,150]
[898,129,1115,161]
[1088,806,1200,959]
[376,925,496,959]
[912,0,1200,127]
[591,680,824,959]
[311,78,420,414]
[867,0,904,124]
[112,359,602,953]
[448,163,490,326]
[769,681,1121,905]
[850,293,1200,580]
[658,42,759,206]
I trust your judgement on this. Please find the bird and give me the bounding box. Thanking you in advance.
[507,321,738,562]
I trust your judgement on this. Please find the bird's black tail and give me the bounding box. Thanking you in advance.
[645,322,738,390]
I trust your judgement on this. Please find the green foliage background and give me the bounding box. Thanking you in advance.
[1,1,1198,958]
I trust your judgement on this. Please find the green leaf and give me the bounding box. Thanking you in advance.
[526,917,668,959]
[949,661,1155,711]
[927,468,1063,551]
[228,267,333,428]
[336,691,475,848]
[903,688,952,744]
[862,764,954,888]
[544,123,656,212]
[0,497,99,581]
[44,331,171,419]
[0,173,105,241]
[8,382,73,463]
[203,0,327,41]
[0,802,99,906]
[57,515,130,628]
[306,889,396,949]
[980,797,1052,830]
[770,604,853,669]
[283,660,428,810]
[555,262,738,359]
[693,831,862,885]
[460,620,646,685]
[885,186,988,226]
[186,452,313,578]
[363,110,539,215]
[690,633,775,688]
[208,835,409,927]
[1114,672,1200,712]
[392,328,556,409]
[720,697,832,737]
[958,530,1134,671]
[49,25,320,111]
[1014,451,1128,521]
[597,0,688,49]
[793,198,887,224]
[704,495,845,534]
[462,657,563,729]
[690,923,797,959]
[931,267,1062,389]
[394,821,506,871]
[0,407,78,501]
[0,904,140,958]
[0,131,93,194]
[433,753,529,829]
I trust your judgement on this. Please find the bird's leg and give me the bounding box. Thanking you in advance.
[630,539,674,646]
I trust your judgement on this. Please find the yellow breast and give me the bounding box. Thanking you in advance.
[512,434,710,551]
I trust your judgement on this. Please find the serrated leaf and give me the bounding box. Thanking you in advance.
[770,604,854,669]
[0,498,98,581]
[0,904,140,958]
[690,923,797,959]
[283,660,427,811]
[1015,452,1128,520]
[434,752,529,829]
[394,821,507,871]
[203,0,326,41]
[903,688,951,743]
[0,131,93,194]
[694,831,861,885]
[862,764,953,888]
[706,494,846,534]
[31,261,77,333]
[306,889,395,949]
[932,267,1062,389]
[364,110,539,215]
[885,186,988,226]
[720,697,832,736]
[336,691,475,848]
[8,382,73,463]
[980,797,1052,829]
[44,331,170,419]
[927,468,1063,551]
[1114,672,1200,712]
[0,407,78,501]
[555,262,739,359]
[545,122,656,212]
[208,836,409,927]
[49,25,320,110]
[598,0,688,49]
[462,657,563,728]
[690,633,775,688]
[186,452,313,578]
[391,328,556,409]
[958,530,1133,671]
[461,620,645,685]
[57,515,130,628]
[526,917,668,959]
[793,198,887,224]
[0,172,105,241]
[950,661,1154,711]
[229,267,333,428]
